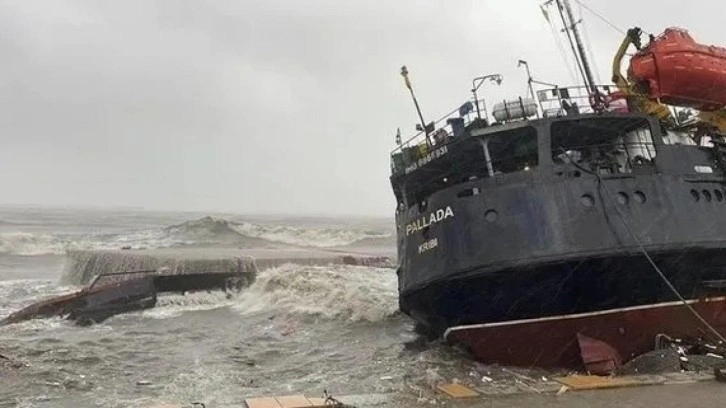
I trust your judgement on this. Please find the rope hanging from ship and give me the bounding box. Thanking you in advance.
[561,147,726,345]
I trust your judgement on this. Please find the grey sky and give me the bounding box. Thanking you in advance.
[0,0,722,216]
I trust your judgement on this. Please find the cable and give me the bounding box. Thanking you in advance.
[561,149,726,344]
[610,196,726,344]
[543,3,579,84]
[554,0,589,90]
[577,2,602,84]
[570,0,654,50]
[572,0,625,35]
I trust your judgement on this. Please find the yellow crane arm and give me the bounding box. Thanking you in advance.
[698,110,726,135]
[611,28,640,93]
[611,27,673,123]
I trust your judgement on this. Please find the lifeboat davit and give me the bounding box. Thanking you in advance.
[629,27,726,111]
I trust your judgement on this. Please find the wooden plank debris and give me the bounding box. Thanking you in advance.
[436,383,480,398]
[244,396,331,408]
[305,398,328,407]
[245,397,282,408]
[553,375,643,390]
[276,395,313,408]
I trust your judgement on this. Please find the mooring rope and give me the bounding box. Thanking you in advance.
[562,148,726,344]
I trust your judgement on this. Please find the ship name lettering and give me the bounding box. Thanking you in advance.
[406,206,454,236]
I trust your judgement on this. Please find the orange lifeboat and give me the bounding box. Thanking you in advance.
[629,27,726,111]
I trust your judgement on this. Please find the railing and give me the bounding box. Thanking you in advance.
[391,99,487,153]
[393,84,629,155]
[536,84,627,118]
[390,98,490,174]
[390,84,636,175]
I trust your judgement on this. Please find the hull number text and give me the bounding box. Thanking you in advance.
[405,146,448,174]
[418,238,438,254]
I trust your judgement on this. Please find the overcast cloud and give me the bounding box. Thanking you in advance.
[0,0,722,216]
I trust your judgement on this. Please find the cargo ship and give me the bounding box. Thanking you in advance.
[390,0,726,371]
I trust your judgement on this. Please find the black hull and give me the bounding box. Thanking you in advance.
[401,248,726,335]
[391,114,726,338]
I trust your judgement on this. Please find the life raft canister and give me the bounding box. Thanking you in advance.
[629,27,726,111]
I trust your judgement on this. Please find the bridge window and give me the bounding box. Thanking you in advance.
[551,117,655,175]
[482,126,538,176]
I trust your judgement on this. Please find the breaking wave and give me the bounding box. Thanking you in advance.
[0,279,80,317]
[140,292,237,320]
[131,264,398,323]
[233,264,399,322]
[0,216,391,256]
[77,264,398,323]
[0,230,189,256]
[1,265,398,333]
[230,222,390,248]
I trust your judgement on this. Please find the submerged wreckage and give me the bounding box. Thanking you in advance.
[1,250,258,326]
[391,0,726,374]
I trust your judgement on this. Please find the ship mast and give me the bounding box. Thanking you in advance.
[555,0,597,93]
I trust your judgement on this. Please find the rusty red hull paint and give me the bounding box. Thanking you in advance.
[444,297,726,370]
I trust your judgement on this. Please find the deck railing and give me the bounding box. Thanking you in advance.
[390,98,488,174]
[537,84,626,118]
[390,84,635,175]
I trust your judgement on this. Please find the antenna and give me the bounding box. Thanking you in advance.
[400,66,432,147]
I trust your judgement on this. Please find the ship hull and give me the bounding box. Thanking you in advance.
[390,114,726,369]
[444,296,726,370]
[400,248,726,335]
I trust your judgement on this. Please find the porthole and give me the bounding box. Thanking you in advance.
[484,209,498,222]
[691,189,700,202]
[580,194,595,207]
[715,190,724,202]
[703,189,712,202]
[616,192,629,205]
[633,191,646,204]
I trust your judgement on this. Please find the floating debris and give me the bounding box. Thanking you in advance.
[0,352,25,370]
[552,374,655,390]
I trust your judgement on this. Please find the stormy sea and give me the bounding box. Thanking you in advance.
[0,206,486,407]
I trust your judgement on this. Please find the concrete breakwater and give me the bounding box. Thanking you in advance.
[63,247,395,286]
